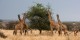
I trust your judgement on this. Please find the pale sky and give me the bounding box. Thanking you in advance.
[0,0,80,21]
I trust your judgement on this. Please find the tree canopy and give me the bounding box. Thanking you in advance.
[24,3,50,31]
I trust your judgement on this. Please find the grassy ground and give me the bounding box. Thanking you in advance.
[0,29,80,40]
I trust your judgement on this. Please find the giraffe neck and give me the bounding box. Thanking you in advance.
[57,14,62,25]
[48,10,55,24]
[48,10,52,21]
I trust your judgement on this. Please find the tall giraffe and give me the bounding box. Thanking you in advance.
[56,14,68,36]
[13,14,28,35]
[47,9,54,34]
[47,9,60,34]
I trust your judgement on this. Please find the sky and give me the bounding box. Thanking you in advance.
[0,0,80,21]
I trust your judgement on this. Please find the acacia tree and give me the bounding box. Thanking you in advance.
[24,3,50,34]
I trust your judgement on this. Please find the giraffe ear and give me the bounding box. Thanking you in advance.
[18,14,21,21]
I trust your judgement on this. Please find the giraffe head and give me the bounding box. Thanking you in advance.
[18,14,21,22]
[17,14,25,24]
[56,14,59,19]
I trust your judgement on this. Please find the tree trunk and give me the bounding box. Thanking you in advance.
[39,30,42,34]
[30,29,32,34]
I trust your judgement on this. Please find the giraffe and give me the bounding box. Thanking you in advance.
[13,14,28,35]
[47,9,60,35]
[56,14,68,36]
[72,23,79,36]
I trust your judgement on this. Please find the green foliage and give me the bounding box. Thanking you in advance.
[25,3,50,30]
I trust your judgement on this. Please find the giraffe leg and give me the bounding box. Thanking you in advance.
[24,30,26,35]
[58,30,62,36]
[13,30,17,35]
[22,30,24,33]
[64,31,67,36]
[13,30,15,35]
[58,31,60,36]
[24,29,28,35]
[74,31,78,36]
[20,30,22,35]
[50,27,53,35]
[74,31,76,36]
[63,30,68,36]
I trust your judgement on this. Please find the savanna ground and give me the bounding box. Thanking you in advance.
[0,29,80,40]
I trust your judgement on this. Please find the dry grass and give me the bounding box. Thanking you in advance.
[0,29,80,40]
